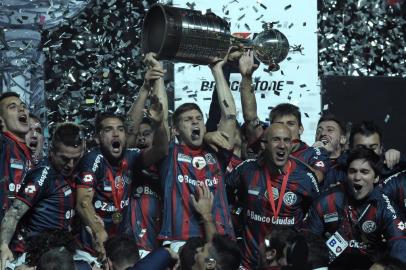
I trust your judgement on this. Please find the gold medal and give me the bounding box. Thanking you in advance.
[112,212,123,224]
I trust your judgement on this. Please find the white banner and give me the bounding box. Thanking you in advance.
[173,0,319,144]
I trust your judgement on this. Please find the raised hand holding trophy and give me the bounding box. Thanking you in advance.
[141,4,289,71]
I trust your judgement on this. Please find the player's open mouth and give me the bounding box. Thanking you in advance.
[353,183,363,191]
[276,151,286,160]
[112,140,121,153]
[137,142,148,149]
[191,127,200,140]
[29,140,38,148]
[320,137,330,145]
[18,114,28,125]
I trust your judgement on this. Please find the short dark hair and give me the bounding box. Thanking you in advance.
[105,234,140,268]
[173,103,203,127]
[349,121,383,147]
[51,122,84,151]
[95,112,126,134]
[317,113,346,134]
[180,237,205,270]
[25,230,76,266]
[0,91,20,115]
[269,103,302,126]
[0,91,20,103]
[210,234,241,270]
[346,147,382,176]
[304,232,329,269]
[266,226,298,261]
[29,113,42,125]
[37,247,75,270]
[140,117,153,127]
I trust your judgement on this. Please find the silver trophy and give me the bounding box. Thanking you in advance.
[142,4,289,71]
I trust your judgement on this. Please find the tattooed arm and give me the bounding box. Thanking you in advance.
[0,200,29,270]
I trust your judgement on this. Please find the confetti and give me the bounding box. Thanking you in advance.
[318,0,406,77]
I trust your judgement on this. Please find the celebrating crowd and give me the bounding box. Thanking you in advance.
[0,49,405,270]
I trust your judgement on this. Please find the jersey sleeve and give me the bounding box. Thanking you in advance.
[378,193,406,263]
[303,147,329,174]
[15,167,49,207]
[381,171,406,211]
[76,153,99,189]
[225,159,251,189]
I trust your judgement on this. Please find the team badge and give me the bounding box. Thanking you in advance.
[283,192,297,206]
[362,220,377,233]
[192,156,207,169]
[136,186,144,194]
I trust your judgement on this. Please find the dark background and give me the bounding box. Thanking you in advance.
[321,76,406,153]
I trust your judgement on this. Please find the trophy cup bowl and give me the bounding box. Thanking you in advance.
[142,4,290,69]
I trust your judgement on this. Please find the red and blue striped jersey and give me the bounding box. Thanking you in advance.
[305,185,406,264]
[291,140,328,174]
[322,157,347,191]
[157,142,235,241]
[380,170,406,213]
[225,158,320,268]
[125,165,162,251]
[76,148,142,253]
[0,132,33,222]
[11,160,76,253]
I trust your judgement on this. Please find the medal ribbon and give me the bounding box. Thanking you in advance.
[264,161,292,220]
[106,159,127,212]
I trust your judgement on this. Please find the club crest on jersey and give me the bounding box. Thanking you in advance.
[178,153,192,163]
[192,156,207,169]
[362,220,377,233]
[265,187,279,200]
[398,221,405,231]
[136,186,144,194]
[283,192,297,206]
